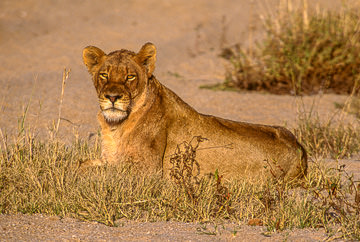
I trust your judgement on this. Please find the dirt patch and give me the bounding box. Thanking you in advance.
[0,214,331,241]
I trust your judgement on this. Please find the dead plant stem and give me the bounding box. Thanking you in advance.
[54,68,70,138]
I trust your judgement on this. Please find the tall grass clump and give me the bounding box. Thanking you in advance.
[294,82,360,159]
[294,107,360,159]
[219,0,360,95]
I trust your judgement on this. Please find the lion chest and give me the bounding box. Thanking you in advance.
[101,129,118,163]
[101,126,143,164]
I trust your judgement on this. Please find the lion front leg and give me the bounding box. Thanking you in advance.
[78,159,105,173]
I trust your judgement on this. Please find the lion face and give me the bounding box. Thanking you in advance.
[91,51,144,123]
[83,43,156,123]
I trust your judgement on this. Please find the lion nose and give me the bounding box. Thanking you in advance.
[105,94,122,104]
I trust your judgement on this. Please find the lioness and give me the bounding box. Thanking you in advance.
[81,42,307,180]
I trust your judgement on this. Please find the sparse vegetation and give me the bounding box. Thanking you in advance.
[294,103,360,159]
[217,0,360,95]
[336,96,360,119]
[0,127,359,239]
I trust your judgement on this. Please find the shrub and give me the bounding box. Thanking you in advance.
[219,1,360,95]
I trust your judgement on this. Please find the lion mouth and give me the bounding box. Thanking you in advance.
[102,108,129,123]
[104,107,123,112]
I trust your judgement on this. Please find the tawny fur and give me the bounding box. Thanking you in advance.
[81,43,307,180]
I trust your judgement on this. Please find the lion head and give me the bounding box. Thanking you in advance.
[82,43,156,123]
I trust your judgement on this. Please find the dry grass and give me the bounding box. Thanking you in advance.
[336,96,360,119]
[0,127,359,239]
[293,77,360,160]
[215,0,360,95]
[294,102,360,159]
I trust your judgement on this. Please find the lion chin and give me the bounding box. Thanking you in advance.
[102,109,128,123]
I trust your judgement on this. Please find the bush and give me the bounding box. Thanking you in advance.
[220,1,360,95]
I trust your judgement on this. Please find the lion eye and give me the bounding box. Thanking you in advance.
[127,75,136,81]
[99,73,108,80]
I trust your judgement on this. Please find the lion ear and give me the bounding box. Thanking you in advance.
[136,42,156,77]
[83,46,105,73]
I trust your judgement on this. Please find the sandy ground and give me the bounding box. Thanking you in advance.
[0,214,334,242]
[0,0,359,240]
